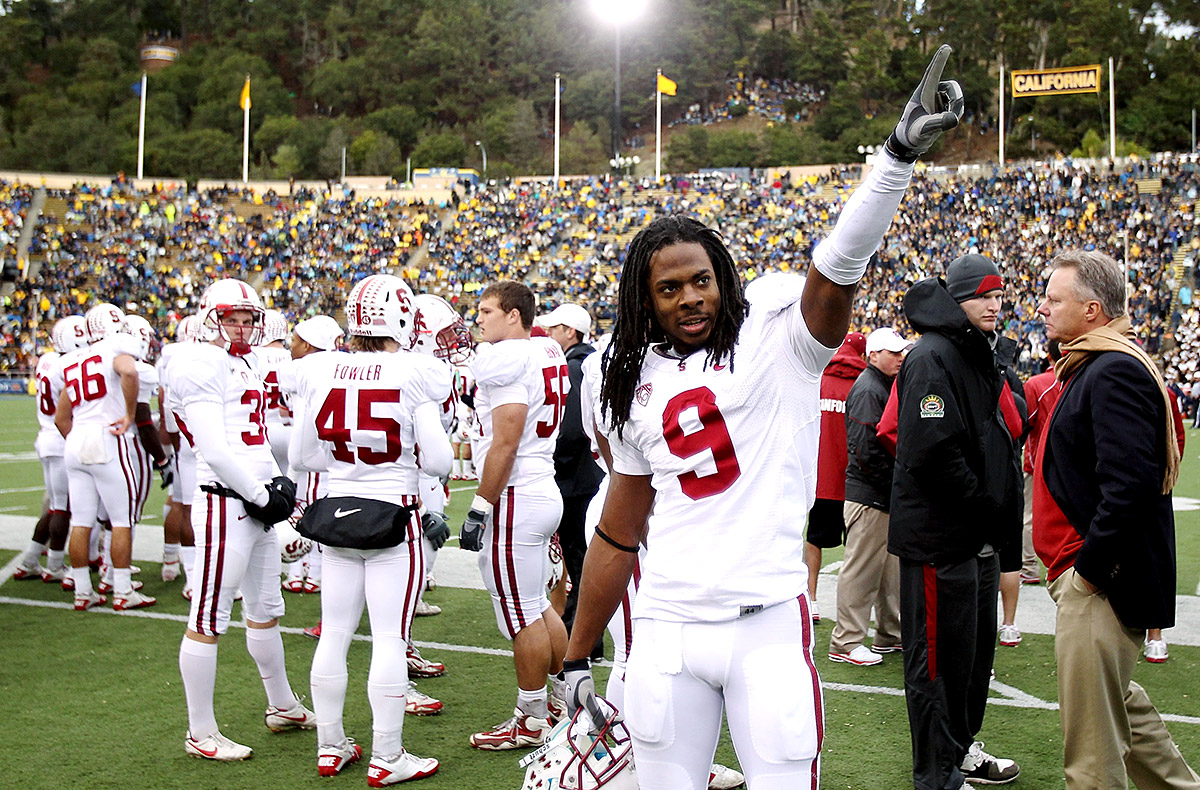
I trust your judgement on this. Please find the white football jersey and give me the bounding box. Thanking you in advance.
[253,344,293,426]
[34,351,65,458]
[607,273,836,622]
[471,336,567,488]
[135,361,158,405]
[60,334,142,428]
[169,343,276,487]
[290,350,453,505]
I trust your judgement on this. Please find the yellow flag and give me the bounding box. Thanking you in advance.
[657,73,677,96]
[239,76,251,111]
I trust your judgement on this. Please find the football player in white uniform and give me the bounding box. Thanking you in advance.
[171,278,314,762]
[406,294,474,673]
[460,280,570,751]
[158,315,201,596]
[561,47,962,789]
[55,303,156,611]
[14,316,89,583]
[257,309,294,477]
[289,275,450,783]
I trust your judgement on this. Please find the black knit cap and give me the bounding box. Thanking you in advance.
[945,254,1004,303]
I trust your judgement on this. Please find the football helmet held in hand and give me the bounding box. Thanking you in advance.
[519,697,637,790]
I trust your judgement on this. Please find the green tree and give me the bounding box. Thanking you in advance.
[410,131,468,168]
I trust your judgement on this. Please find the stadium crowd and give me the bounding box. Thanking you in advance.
[1,154,1197,382]
[668,74,826,127]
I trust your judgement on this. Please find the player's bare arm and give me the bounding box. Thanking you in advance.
[111,353,139,435]
[54,389,73,438]
[801,269,857,348]
[474,402,526,504]
[564,470,653,663]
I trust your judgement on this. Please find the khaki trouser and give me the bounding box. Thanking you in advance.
[1021,472,1040,578]
[1048,567,1200,790]
[830,501,901,653]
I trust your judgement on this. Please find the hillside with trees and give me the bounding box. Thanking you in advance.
[0,0,1195,180]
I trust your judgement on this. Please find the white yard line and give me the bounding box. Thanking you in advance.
[2,592,1199,724]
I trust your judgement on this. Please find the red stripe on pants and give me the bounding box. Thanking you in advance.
[923,565,938,681]
[194,494,214,634]
[490,501,517,638]
[210,496,227,635]
[503,489,525,630]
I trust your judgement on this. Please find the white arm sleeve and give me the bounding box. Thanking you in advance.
[812,153,915,285]
[184,400,270,506]
[414,400,453,479]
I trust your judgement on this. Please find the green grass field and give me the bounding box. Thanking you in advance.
[2,393,1200,789]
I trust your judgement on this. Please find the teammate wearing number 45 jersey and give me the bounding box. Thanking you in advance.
[171,278,313,762]
[461,281,570,752]
[562,45,963,790]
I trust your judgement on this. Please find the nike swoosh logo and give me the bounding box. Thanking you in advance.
[713,363,727,371]
[238,514,249,521]
[191,743,218,757]
[334,508,362,518]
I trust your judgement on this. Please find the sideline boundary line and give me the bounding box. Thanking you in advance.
[4,593,1199,726]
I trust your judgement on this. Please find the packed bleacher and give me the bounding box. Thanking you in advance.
[1,154,1197,382]
[668,75,826,128]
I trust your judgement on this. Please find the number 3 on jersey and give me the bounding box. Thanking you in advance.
[663,386,741,500]
[536,364,569,438]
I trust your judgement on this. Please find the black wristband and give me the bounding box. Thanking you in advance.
[594,526,640,553]
[884,133,919,163]
[563,657,591,672]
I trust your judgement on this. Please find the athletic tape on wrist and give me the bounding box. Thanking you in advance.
[471,494,493,515]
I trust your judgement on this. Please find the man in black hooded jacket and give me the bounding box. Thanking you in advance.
[890,254,1023,790]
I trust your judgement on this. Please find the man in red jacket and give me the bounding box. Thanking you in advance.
[804,331,867,621]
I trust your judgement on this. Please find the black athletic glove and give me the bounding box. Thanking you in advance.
[885,44,964,162]
[243,476,297,527]
[459,508,486,552]
[563,657,606,731]
[154,457,175,490]
[421,510,451,550]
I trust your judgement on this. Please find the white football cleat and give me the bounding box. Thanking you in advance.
[98,579,143,594]
[405,682,443,716]
[40,565,68,584]
[318,738,363,777]
[12,560,43,580]
[265,699,317,732]
[162,558,181,582]
[414,599,441,617]
[366,750,439,786]
[113,589,157,611]
[185,730,253,761]
[74,591,107,611]
[406,646,445,678]
[709,763,746,789]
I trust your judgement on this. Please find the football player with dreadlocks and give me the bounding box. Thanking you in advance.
[561,46,963,790]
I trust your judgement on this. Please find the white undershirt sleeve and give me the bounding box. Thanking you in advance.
[414,401,453,479]
[185,400,270,506]
[812,152,915,285]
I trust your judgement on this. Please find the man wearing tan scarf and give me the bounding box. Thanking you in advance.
[1033,249,1199,790]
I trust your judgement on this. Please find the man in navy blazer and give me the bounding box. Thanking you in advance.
[1034,249,1198,790]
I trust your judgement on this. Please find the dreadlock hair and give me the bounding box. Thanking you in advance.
[601,215,748,439]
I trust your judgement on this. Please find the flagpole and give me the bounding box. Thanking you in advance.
[242,75,251,183]
[998,62,1005,167]
[136,72,147,181]
[1108,56,1116,160]
[553,72,561,189]
[656,69,662,182]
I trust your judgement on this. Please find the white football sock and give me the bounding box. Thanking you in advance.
[517,685,548,718]
[311,671,349,748]
[70,566,93,596]
[87,527,101,563]
[180,545,196,585]
[245,625,297,710]
[179,637,219,739]
[21,539,45,566]
[113,567,133,596]
[163,542,181,562]
[368,633,408,756]
[47,548,66,571]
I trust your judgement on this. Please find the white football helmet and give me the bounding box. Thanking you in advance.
[51,316,89,353]
[276,518,313,563]
[175,315,202,343]
[345,274,418,348]
[198,278,265,356]
[124,315,157,361]
[413,294,475,364]
[261,309,289,345]
[85,303,127,343]
[520,701,637,790]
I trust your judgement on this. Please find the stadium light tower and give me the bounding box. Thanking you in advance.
[590,0,648,164]
[475,140,487,180]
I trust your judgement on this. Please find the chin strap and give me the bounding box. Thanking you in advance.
[228,340,253,357]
